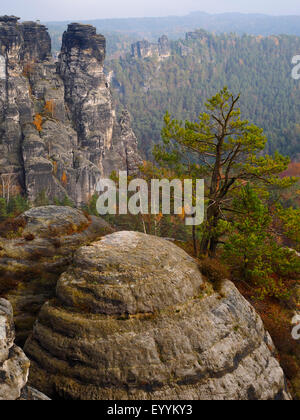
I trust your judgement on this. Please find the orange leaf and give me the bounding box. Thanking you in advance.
[61,171,67,185]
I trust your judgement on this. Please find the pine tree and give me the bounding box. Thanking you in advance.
[154,87,295,255]
[0,198,7,221]
[223,185,300,299]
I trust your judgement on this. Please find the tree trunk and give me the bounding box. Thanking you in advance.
[209,237,218,256]
[199,203,220,256]
[192,224,197,257]
[200,228,210,255]
[200,139,223,255]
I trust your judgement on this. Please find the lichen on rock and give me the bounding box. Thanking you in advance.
[0,206,114,345]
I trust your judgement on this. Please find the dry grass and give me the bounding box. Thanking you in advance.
[198,256,230,293]
[0,217,26,239]
[236,280,300,399]
[24,233,35,241]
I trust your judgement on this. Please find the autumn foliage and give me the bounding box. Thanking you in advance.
[33,114,43,132]
[61,171,67,185]
[44,100,55,117]
[281,162,300,177]
[22,62,35,78]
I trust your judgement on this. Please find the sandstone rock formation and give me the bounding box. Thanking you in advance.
[0,298,49,400]
[186,30,208,41]
[0,206,114,344]
[131,36,171,59]
[18,386,50,400]
[25,231,290,400]
[0,17,141,205]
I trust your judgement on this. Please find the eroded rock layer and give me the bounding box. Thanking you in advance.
[0,206,114,344]
[0,297,49,400]
[0,17,141,205]
[25,231,290,400]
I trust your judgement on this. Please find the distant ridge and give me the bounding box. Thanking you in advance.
[45,11,300,57]
[45,11,300,38]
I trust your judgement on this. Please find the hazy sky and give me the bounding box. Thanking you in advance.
[3,0,300,22]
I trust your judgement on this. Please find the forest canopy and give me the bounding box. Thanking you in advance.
[107,30,300,159]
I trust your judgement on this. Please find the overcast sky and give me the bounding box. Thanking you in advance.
[3,0,300,22]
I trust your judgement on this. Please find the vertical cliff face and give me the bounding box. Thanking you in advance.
[21,21,52,62]
[0,17,141,205]
[58,23,142,202]
[0,16,34,198]
[58,24,112,171]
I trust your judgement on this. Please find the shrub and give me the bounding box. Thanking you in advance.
[0,198,7,221]
[0,217,27,238]
[34,190,49,207]
[33,114,43,132]
[280,354,299,380]
[199,256,230,292]
[44,100,55,117]
[61,172,67,186]
[24,233,35,241]
[223,186,300,300]
[52,238,61,249]
[22,62,35,78]
[61,195,74,207]
[7,195,29,217]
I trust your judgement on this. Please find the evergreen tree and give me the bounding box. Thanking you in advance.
[61,195,75,207]
[0,198,7,221]
[223,185,300,299]
[34,190,49,207]
[7,195,29,216]
[154,87,295,255]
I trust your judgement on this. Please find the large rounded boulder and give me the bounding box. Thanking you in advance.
[0,206,113,344]
[25,231,290,400]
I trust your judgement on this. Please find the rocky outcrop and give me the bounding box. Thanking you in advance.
[57,23,142,203]
[18,386,50,400]
[0,298,28,400]
[21,21,52,62]
[0,206,114,345]
[0,17,141,205]
[178,42,193,57]
[0,298,49,400]
[0,16,39,200]
[186,30,208,42]
[131,36,171,59]
[25,231,290,400]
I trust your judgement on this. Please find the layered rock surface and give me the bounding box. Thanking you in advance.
[0,298,49,400]
[25,231,290,400]
[0,206,114,344]
[0,17,141,205]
